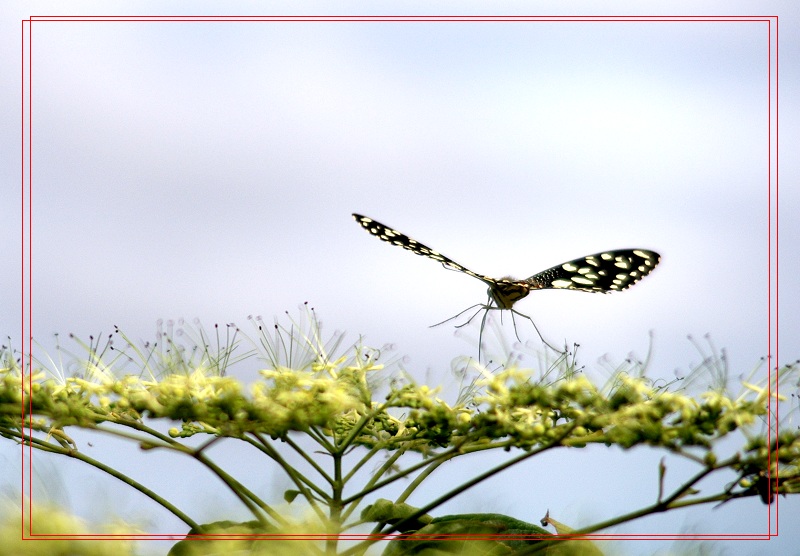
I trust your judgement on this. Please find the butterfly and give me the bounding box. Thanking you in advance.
[353,213,660,353]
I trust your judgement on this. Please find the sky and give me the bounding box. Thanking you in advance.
[2,2,799,555]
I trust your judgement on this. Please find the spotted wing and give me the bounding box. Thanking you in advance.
[524,250,661,293]
[352,214,496,286]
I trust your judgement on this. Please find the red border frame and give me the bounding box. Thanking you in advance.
[19,14,780,544]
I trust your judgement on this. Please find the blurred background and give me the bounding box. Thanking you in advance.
[3,3,798,555]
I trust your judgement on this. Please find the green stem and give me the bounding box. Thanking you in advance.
[98,419,283,528]
[249,432,330,521]
[395,455,448,505]
[339,446,408,526]
[11,427,201,530]
[326,450,344,555]
[344,426,576,556]
[339,443,462,506]
[305,424,337,453]
[339,434,516,508]
[513,457,745,555]
[284,432,335,485]
[189,445,283,527]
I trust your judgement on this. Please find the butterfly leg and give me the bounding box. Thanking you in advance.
[458,304,489,329]
[510,309,563,353]
[429,303,485,329]
[509,308,522,342]
[477,307,491,363]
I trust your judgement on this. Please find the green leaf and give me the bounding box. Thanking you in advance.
[383,512,556,556]
[361,498,433,532]
[284,489,301,503]
[167,520,275,556]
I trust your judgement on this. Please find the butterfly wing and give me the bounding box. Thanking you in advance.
[524,249,661,293]
[353,214,496,286]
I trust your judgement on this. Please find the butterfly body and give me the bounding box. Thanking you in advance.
[487,278,531,309]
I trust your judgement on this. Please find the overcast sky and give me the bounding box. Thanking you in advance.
[3,2,799,555]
